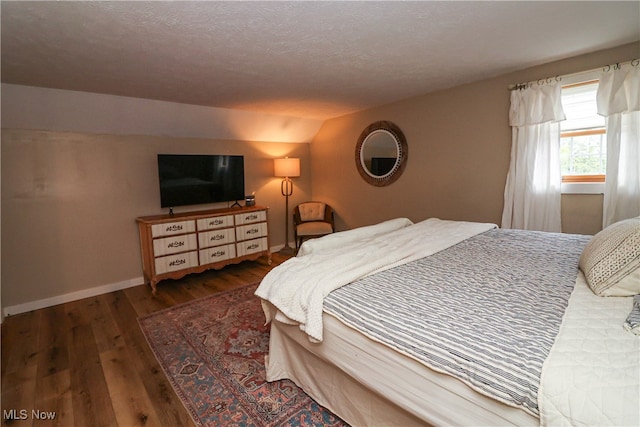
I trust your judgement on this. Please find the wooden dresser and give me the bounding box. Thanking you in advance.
[136,206,271,293]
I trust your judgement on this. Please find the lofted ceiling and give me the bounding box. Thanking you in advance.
[2,1,639,121]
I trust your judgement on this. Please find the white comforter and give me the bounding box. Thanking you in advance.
[539,273,640,426]
[255,217,496,342]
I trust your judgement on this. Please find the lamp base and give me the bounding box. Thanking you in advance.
[278,244,296,256]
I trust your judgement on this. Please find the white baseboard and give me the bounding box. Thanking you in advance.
[270,242,296,253]
[3,276,144,318]
[2,244,290,318]
[271,243,285,252]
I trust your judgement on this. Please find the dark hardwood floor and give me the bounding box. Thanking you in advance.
[1,254,289,426]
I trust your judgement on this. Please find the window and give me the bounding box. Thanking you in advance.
[560,80,606,183]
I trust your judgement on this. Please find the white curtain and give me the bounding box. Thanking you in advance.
[502,82,565,232]
[598,64,640,227]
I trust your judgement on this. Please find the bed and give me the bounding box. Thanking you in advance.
[255,217,640,426]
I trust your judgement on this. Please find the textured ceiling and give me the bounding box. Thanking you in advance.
[2,1,639,120]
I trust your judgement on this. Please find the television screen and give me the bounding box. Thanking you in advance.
[157,154,245,208]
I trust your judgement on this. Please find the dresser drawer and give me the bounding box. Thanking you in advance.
[198,228,235,249]
[153,234,198,257]
[154,251,198,275]
[199,244,236,265]
[236,222,267,242]
[197,215,234,231]
[151,220,196,237]
[235,210,267,225]
[137,206,270,294]
[237,237,268,257]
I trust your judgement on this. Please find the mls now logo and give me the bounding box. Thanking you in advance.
[3,409,56,420]
[3,409,28,420]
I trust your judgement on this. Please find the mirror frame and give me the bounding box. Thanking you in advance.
[355,120,408,186]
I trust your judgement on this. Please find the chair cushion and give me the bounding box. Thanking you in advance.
[299,202,326,222]
[297,221,333,236]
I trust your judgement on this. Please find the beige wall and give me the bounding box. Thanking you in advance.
[1,129,311,309]
[2,41,637,313]
[311,42,639,235]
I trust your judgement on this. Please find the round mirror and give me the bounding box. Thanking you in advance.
[355,121,408,186]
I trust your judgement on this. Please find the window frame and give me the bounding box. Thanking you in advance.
[560,128,606,183]
[559,74,606,193]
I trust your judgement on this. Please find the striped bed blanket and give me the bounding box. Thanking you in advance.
[256,218,495,342]
[323,228,590,417]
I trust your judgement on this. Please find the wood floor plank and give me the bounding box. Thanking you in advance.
[98,290,169,426]
[36,304,70,378]
[116,290,194,427]
[33,304,73,426]
[65,300,118,427]
[1,365,38,426]
[2,310,41,375]
[124,283,183,318]
[1,255,290,426]
[84,294,126,354]
[1,310,41,426]
[99,347,163,427]
[34,369,74,426]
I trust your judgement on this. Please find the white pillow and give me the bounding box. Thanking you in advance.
[297,217,413,257]
[579,216,640,297]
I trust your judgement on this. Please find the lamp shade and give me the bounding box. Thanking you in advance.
[274,157,300,178]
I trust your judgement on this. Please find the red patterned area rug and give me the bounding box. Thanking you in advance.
[138,283,347,427]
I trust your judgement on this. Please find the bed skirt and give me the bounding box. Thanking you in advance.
[265,310,538,427]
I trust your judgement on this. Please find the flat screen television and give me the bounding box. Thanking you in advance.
[157,154,245,208]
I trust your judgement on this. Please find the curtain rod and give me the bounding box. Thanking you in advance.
[508,58,639,91]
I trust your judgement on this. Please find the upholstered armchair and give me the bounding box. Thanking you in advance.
[293,202,335,251]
